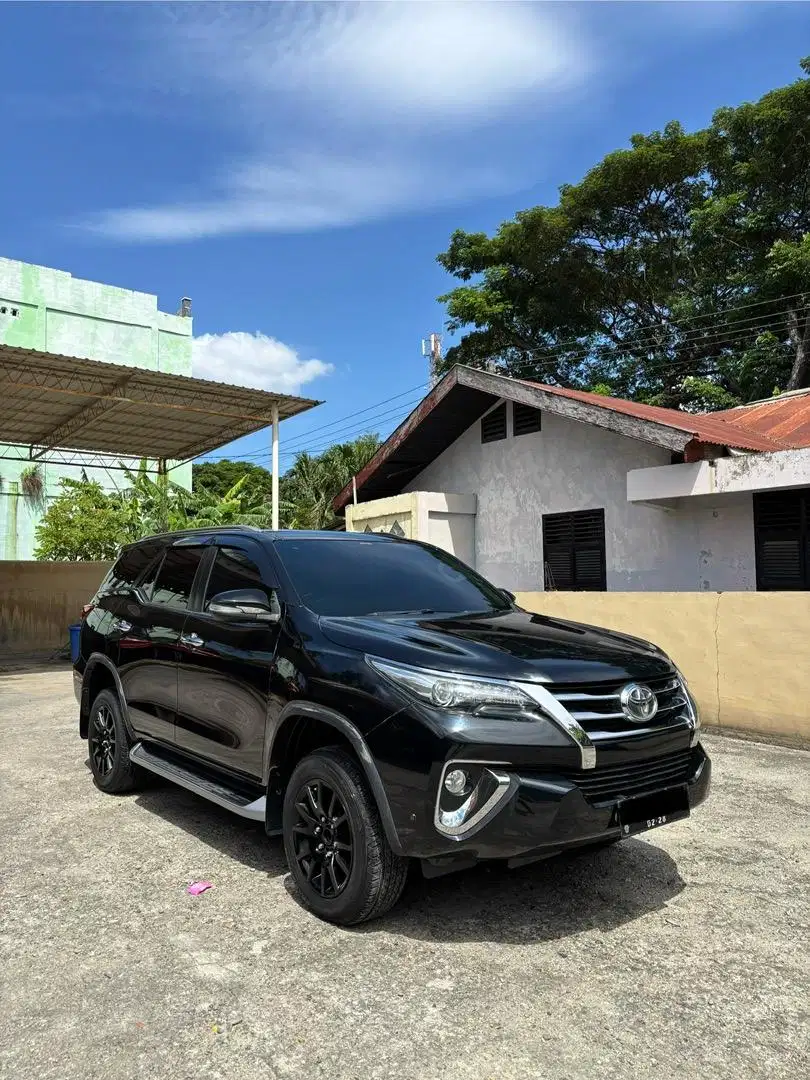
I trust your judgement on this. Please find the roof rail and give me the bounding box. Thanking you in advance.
[135,524,264,542]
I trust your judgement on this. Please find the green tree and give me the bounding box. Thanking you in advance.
[437,60,810,409]
[192,459,273,503]
[34,479,134,561]
[280,433,380,530]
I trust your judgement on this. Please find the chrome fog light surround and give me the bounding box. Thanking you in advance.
[675,666,701,746]
[435,760,515,839]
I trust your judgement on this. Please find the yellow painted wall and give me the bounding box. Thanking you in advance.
[0,561,111,654]
[517,592,810,745]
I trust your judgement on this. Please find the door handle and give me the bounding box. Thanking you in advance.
[180,632,204,648]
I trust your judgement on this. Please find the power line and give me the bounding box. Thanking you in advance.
[515,289,810,363]
[195,292,805,468]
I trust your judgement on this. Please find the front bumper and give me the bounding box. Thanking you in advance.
[408,744,711,862]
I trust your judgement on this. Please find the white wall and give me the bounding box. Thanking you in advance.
[403,402,756,592]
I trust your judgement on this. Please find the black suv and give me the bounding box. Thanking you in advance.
[76,527,710,924]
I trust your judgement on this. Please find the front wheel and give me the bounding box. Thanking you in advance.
[282,747,408,925]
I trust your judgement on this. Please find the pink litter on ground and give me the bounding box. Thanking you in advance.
[186,881,213,896]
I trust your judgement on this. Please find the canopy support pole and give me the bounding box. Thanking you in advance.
[271,403,279,530]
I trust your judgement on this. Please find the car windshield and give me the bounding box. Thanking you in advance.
[276,539,511,618]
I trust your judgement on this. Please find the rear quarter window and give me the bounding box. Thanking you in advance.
[96,542,164,598]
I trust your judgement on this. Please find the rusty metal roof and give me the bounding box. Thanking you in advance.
[523,382,788,453]
[334,365,810,512]
[0,343,321,465]
[713,388,810,449]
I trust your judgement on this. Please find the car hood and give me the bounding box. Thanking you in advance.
[318,607,673,685]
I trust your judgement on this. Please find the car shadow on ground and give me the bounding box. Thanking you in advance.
[133,779,288,876]
[372,839,686,944]
[133,776,685,944]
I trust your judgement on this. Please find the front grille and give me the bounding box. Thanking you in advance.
[563,748,695,804]
[550,673,689,734]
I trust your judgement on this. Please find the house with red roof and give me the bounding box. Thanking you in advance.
[334,366,810,593]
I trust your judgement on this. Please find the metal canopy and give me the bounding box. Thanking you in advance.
[0,343,320,464]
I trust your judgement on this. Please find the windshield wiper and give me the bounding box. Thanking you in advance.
[366,608,438,617]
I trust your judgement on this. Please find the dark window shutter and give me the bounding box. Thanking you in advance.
[513,401,542,436]
[754,489,810,591]
[481,403,507,444]
[543,509,606,591]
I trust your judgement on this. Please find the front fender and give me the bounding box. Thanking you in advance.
[267,701,405,856]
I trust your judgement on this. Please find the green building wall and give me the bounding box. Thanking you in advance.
[0,257,193,559]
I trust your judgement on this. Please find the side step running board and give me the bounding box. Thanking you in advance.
[130,742,267,823]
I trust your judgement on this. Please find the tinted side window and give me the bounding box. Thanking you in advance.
[150,547,205,611]
[204,547,276,609]
[96,542,163,597]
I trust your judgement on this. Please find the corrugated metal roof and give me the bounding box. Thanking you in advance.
[519,382,789,453]
[0,343,321,463]
[713,388,810,449]
[334,365,810,512]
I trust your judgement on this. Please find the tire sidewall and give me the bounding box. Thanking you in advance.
[88,689,132,793]
[283,752,377,923]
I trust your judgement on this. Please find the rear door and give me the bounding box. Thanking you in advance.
[175,540,282,778]
[118,541,207,747]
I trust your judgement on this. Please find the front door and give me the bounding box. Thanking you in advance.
[175,541,282,779]
[118,543,207,747]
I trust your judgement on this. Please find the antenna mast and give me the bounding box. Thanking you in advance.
[421,333,443,387]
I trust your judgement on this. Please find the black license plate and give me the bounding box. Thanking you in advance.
[618,785,690,836]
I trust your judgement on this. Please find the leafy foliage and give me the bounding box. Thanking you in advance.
[33,479,135,561]
[280,434,381,530]
[438,60,810,409]
[192,459,273,503]
[34,436,381,559]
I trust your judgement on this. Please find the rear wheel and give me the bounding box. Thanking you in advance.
[87,689,144,794]
[283,747,408,925]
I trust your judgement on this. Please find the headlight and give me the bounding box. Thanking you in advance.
[367,656,543,721]
[675,666,701,746]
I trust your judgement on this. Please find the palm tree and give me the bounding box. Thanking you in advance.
[280,434,380,530]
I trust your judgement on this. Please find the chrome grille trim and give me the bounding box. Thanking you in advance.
[547,673,689,734]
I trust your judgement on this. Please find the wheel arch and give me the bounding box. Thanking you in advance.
[80,653,132,740]
[267,702,404,855]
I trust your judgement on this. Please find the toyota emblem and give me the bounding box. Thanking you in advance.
[620,683,658,723]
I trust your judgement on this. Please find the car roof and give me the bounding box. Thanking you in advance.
[126,527,398,546]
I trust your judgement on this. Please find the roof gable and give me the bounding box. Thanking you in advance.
[334,366,809,512]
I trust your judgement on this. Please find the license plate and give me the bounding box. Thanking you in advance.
[618,785,690,837]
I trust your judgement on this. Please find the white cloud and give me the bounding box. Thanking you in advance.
[93,152,507,241]
[183,1,585,124]
[193,332,332,394]
[89,1,589,242]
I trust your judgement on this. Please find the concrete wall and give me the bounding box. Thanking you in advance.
[346,492,477,565]
[0,561,111,654]
[516,591,810,744]
[404,401,757,592]
[0,257,193,559]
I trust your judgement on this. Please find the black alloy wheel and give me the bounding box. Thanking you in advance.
[86,688,144,794]
[282,747,408,925]
[90,702,116,777]
[291,779,354,898]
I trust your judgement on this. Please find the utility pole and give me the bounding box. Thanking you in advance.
[421,333,443,387]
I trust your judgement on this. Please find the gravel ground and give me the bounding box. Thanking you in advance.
[1,665,808,1080]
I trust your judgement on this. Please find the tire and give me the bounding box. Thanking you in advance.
[282,747,408,926]
[87,688,144,794]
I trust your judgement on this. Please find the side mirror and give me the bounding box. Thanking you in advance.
[207,588,280,623]
[499,588,516,603]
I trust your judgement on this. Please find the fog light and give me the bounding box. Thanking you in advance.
[444,768,468,795]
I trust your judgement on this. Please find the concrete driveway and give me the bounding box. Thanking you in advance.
[1,665,808,1080]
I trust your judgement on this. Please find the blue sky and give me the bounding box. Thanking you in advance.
[1,1,808,471]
